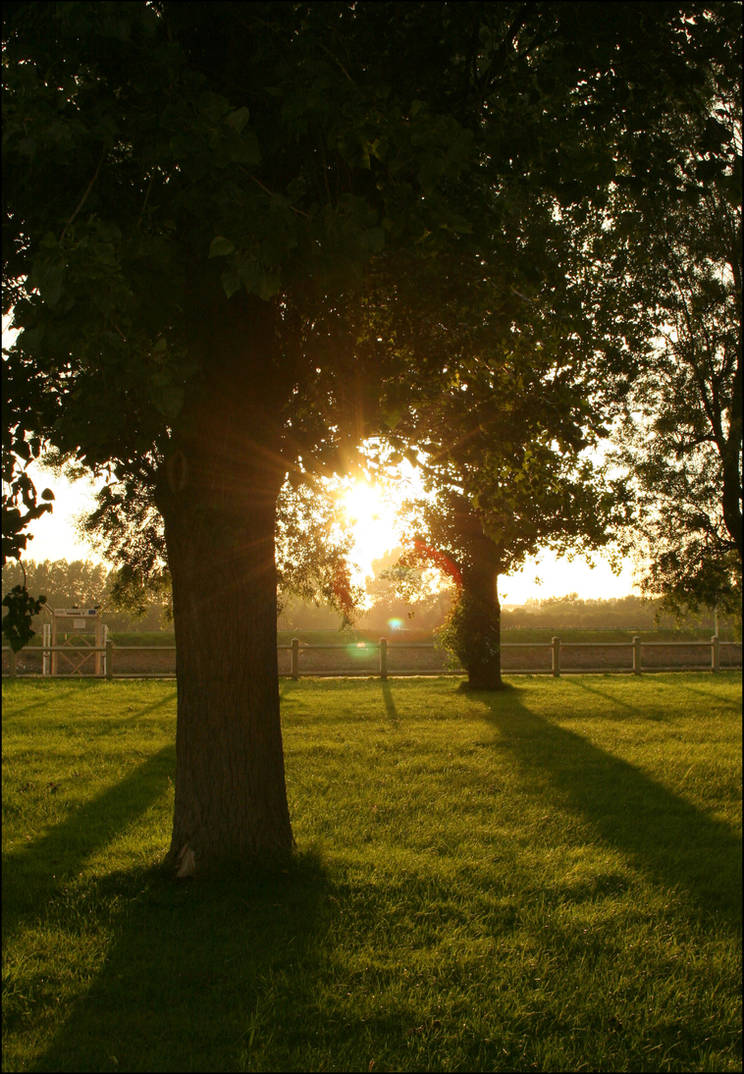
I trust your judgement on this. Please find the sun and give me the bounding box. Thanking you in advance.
[339,480,388,525]
[333,478,405,582]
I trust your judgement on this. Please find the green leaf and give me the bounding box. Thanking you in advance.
[209,236,236,258]
[220,268,241,299]
[237,255,261,291]
[44,266,65,307]
[1,584,47,652]
[257,270,281,302]
[225,107,251,133]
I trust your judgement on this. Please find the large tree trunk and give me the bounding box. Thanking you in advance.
[155,294,294,876]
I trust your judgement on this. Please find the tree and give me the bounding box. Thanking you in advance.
[3,2,724,869]
[578,3,742,615]
[391,3,742,684]
[379,124,631,690]
[393,374,626,690]
[2,557,110,608]
[2,1,520,871]
[613,106,741,612]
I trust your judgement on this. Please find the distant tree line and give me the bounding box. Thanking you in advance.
[501,594,740,639]
[1,559,169,633]
[5,559,738,641]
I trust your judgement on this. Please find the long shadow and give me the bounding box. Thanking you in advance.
[121,690,177,716]
[381,680,400,723]
[279,680,302,701]
[668,677,742,704]
[77,690,178,733]
[567,674,741,716]
[12,690,178,737]
[560,676,648,715]
[476,687,742,931]
[3,745,175,944]
[2,679,99,719]
[33,852,330,1073]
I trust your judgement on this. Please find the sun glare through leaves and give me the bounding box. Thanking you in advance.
[332,477,407,584]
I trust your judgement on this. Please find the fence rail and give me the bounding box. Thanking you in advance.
[2,636,742,680]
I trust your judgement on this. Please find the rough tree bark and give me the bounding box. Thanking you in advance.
[155,292,294,876]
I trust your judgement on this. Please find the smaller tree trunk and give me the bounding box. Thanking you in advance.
[459,557,503,690]
[438,500,505,690]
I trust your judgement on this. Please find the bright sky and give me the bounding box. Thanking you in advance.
[19,463,107,565]
[19,459,640,604]
[331,466,639,603]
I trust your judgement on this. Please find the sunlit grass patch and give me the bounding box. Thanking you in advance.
[2,674,741,1072]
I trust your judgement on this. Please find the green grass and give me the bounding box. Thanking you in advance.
[2,674,741,1073]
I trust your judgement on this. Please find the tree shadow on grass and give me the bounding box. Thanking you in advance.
[32,851,331,1073]
[474,685,742,932]
[2,744,176,945]
[565,673,741,718]
[662,675,742,705]
[558,676,651,716]
[2,678,99,719]
[381,680,399,724]
[74,689,177,733]
[4,694,332,1074]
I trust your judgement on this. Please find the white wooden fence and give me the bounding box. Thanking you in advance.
[2,636,741,680]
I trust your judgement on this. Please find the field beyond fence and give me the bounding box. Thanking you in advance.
[2,674,741,1073]
[3,632,742,679]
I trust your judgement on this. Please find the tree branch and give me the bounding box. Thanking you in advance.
[316,40,355,84]
[60,148,106,242]
[239,167,311,218]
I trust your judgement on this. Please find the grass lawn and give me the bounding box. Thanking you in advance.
[2,673,741,1073]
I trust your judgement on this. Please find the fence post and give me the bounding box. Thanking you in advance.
[632,636,641,675]
[551,636,560,677]
[42,622,51,676]
[379,637,387,681]
[291,638,299,680]
[711,634,720,673]
[106,640,113,681]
